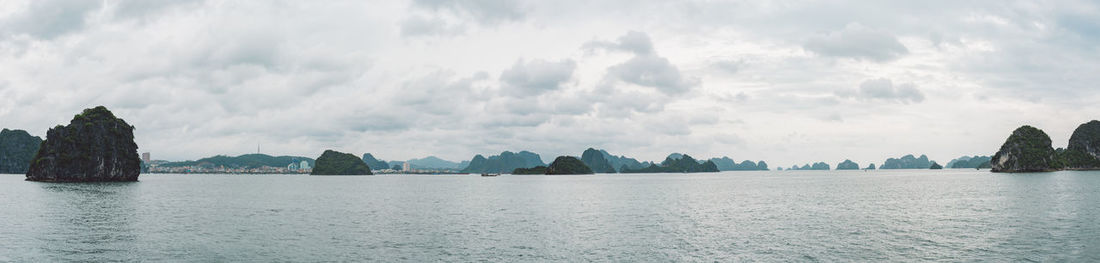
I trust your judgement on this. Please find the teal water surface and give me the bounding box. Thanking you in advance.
[1,170,1098,261]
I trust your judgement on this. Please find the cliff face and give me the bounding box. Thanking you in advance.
[991,125,1057,173]
[26,106,141,182]
[459,151,545,173]
[0,129,43,174]
[546,156,594,175]
[312,150,373,175]
[580,148,616,173]
[1063,120,1100,169]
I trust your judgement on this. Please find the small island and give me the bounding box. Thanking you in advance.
[311,150,373,175]
[26,106,142,182]
[836,159,859,170]
[545,156,594,175]
[991,125,1057,172]
[0,129,43,174]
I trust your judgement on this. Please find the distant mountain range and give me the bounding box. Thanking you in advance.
[161,154,314,169]
[946,156,992,169]
[881,154,933,169]
[460,151,545,173]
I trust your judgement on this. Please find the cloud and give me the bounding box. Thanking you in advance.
[399,15,465,37]
[409,0,526,25]
[846,78,925,104]
[499,58,576,96]
[588,31,699,94]
[804,23,909,62]
[606,55,697,94]
[1,0,101,39]
[583,31,655,55]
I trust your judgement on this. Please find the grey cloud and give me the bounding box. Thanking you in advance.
[712,59,744,74]
[1,0,101,39]
[607,55,698,94]
[854,78,925,104]
[410,0,525,25]
[499,59,576,96]
[399,15,464,37]
[804,23,909,62]
[583,31,654,55]
[588,31,699,95]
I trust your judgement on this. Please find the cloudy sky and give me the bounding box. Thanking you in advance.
[1,0,1098,167]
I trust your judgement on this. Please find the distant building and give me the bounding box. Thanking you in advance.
[142,152,151,163]
[402,162,412,172]
[300,160,310,170]
[288,162,299,171]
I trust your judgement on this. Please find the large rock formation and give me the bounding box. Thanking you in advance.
[0,129,43,174]
[621,154,720,173]
[930,162,943,169]
[836,159,860,170]
[580,148,616,173]
[991,125,1057,173]
[545,156,593,175]
[880,154,932,169]
[459,151,545,174]
[312,150,373,175]
[361,153,389,171]
[26,106,141,182]
[1062,120,1100,169]
[511,166,547,175]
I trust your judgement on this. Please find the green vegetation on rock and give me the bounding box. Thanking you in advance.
[946,156,992,169]
[991,125,1057,173]
[311,150,373,175]
[880,154,932,169]
[512,166,548,174]
[546,156,593,175]
[460,151,545,173]
[621,154,719,173]
[930,162,943,169]
[1062,120,1100,169]
[361,153,389,171]
[0,129,42,174]
[26,106,141,182]
[580,148,616,173]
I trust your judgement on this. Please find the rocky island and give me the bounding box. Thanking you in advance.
[311,150,373,175]
[991,125,1057,172]
[1061,120,1100,169]
[836,159,860,170]
[26,106,142,182]
[545,156,594,175]
[0,129,43,174]
[580,148,616,173]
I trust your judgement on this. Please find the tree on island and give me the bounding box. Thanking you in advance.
[0,129,43,174]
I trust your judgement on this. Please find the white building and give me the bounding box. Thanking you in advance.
[300,160,311,170]
[402,162,412,171]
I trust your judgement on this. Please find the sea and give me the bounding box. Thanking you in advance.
[1,170,1098,262]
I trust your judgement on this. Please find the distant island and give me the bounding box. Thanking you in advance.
[836,159,860,170]
[709,157,769,171]
[620,154,719,173]
[546,156,594,175]
[152,153,315,174]
[992,120,1100,172]
[460,151,545,174]
[787,162,830,170]
[311,150,372,175]
[880,154,933,169]
[946,156,992,169]
[0,129,42,174]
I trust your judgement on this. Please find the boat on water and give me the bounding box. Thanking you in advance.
[480,173,500,177]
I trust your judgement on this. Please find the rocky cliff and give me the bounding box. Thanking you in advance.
[580,148,616,173]
[1063,120,1100,169]
[991,125,1057,173]
[836,159,860,170]
[312,150,373,175]
[26,106,141,182]
[0,129,42,174]
[545,156,594,175]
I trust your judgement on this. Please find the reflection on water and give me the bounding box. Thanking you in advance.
[0,171,1098,261]
[34,182,141,261]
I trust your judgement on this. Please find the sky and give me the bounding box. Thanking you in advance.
[0,0,1098,168]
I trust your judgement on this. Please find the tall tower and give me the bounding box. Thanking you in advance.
[142,152,151,163]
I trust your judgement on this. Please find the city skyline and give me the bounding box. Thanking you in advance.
[1,1,1097,167]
